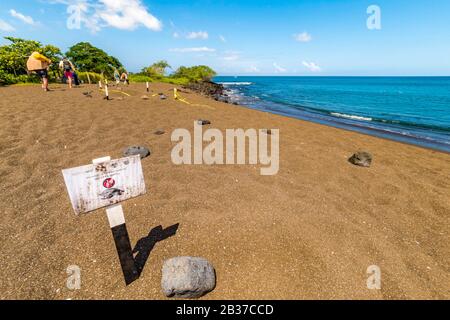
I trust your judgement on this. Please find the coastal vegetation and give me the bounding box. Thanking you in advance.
[0,37,62,84]
[0,37,216,86]
[130,62,216,85]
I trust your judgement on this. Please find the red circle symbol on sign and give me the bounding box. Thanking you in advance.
[103,178,115,189]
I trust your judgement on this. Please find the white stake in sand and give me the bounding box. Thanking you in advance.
[146,82,149,92]
[91,157,139,285]
[99,81,102,89]
[105,84,110,100]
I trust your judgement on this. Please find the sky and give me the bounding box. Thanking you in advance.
[0,0,449,76]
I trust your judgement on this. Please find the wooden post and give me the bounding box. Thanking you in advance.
[99,81,102,89]
[105,84,110,100]
[92,157,139,285]
[146,82,149,92]
[86,72,91,85]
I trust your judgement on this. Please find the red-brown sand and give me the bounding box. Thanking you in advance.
[0,83,448,299]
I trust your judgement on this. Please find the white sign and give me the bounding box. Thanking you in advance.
[62,155,146,215]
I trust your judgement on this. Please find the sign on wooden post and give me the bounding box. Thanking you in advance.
[62,155,146,285]
[62,155,146,214]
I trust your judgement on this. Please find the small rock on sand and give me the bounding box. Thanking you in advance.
[123,146,151,159]
[141,95,149,100]
[197,119,211,126]
[154,130,165,135]
[162,257,216,299]
[349,151,372,167]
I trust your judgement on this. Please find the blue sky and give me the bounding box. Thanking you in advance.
[0,0,449,76]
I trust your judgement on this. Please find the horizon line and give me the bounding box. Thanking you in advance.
[214,75,450,78]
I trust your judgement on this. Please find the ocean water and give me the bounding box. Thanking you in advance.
[213,76,450,152]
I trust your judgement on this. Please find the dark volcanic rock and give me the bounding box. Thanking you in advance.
[197,119,211,126]
[123,146,151,159]
[183,81,224,98]
[349,151,372,167]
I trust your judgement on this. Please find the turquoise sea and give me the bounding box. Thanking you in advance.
[213,76,450,152]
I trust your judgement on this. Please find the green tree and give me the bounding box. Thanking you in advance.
[0,37,62,84]
[42,44,64,73]
[65,42,123,78]
[172,65,216,82]
[0,37,63,75]
[141,60,171,77]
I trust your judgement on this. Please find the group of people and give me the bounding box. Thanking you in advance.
[114,68,130,85]
[59,57,78,88]
[26,51,128,91]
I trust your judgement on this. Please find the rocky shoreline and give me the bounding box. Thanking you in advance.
[183,81,239,105]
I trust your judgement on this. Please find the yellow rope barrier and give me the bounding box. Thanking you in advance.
[99,88,131,97]
[173,88,215,110]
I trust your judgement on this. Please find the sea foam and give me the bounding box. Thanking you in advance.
[331,113,373,121]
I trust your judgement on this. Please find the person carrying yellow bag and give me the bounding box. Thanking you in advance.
[27,52,52,92]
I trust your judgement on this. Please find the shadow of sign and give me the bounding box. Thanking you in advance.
[132,223,180,279]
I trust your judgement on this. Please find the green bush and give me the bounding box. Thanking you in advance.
[141,60,171,77]
[0,37,63,78]
[128,74,155,83]
[77,72,104,84]
[128,74,191,86]
[160,77,190,86]
[0,69,40,85]
[172,65,216,82]
[0,69,14,85]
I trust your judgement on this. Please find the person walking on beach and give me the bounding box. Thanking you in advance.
[114,69,121,85]
[120,71,129,85]
[26,52,52,92]
[59,57,76,89]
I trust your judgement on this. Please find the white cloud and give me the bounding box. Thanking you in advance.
[9,9,35,25]
[302,61,321,72]
[219,35,226,43]
[97,0,162,31]
[48,0,162,32]
[273,62,287,73]
[294,32,312,42]
[170,47,216,53]
[186,31,208,40]
[0,19,15,32]
[173,32,180,38]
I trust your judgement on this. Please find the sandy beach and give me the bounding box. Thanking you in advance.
[0,82,448,300]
